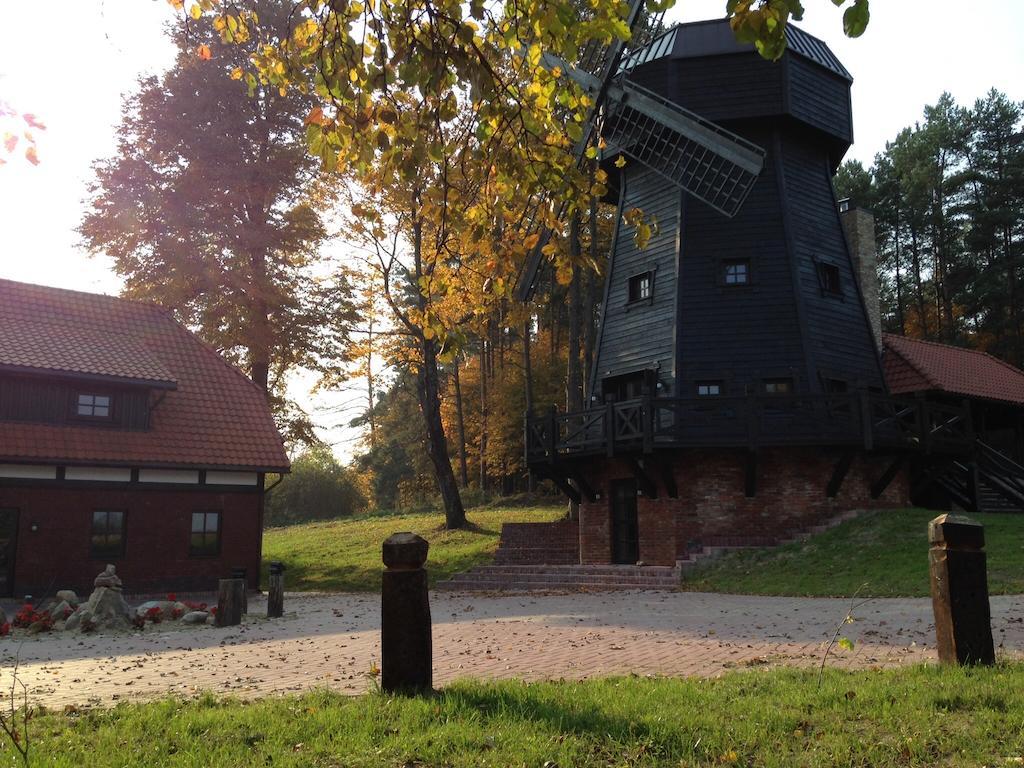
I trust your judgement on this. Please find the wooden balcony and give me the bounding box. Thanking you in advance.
[525,392,973,467]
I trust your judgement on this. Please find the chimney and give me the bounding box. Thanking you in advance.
[839,198,882,352]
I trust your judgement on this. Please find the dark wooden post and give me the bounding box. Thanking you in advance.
[641,391,654,454]
[267,561,285,619]
[746,391,758,451]
[546,406,557,465]
[929,514,995,666]
[859,389,873,450]
[916,394,930,454]
[381,533,432,694]
[605,398,616,458]
[231,567,248,614]
[216,578,245,627]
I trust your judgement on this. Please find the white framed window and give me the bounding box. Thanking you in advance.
[76,393,111,418]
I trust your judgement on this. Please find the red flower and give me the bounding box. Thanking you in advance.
[0,623,10,637]
[167,593,177,602]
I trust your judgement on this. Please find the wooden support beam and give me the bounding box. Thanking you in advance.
[532,467,582,504]
[826,451,855,498]
[870,457,904,499]
[548,474,582,505]
[628,458,658,499]
[744,451,757,498]
[659,461,678,499]
[569,472,598,503]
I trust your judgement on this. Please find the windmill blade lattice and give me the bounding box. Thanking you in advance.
[604,80,766,217]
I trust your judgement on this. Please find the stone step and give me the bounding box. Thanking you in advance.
[436,563,680,592]
[444,571,678,585]
[461,566,678,577]
[437,582,673,592]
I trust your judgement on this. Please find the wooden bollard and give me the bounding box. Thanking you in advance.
[231,567,248,614]
[929,514,995,665]
[381,532,432,694]
[216,578,245,627]
[267,561,285,619]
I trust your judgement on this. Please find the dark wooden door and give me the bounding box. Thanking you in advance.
[610,479,639,564]
[0,509,17,597]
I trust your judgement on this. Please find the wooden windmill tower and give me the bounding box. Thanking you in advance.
[524,19,976,568]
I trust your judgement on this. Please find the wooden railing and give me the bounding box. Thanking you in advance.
[525,392,973,465]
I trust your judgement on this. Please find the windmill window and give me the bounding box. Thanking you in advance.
[723,259,750,285]
[627,272,653,303]
[817,261,842,296]
[190,511,221,557]
[822,378,848,394]
[696,381,722,397]
[75,393,112,419]
[763,378,793,395]
[91,510,125,559]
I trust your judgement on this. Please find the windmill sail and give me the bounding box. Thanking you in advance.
[603,80,765,218]
[514,16,766,301]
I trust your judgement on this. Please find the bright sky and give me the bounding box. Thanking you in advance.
[1,0,1022,455]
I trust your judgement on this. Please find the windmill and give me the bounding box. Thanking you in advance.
[513,3,767,302]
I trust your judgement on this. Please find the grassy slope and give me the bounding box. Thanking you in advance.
[261,506,563,592]
[682,508,1024,597]
[33,665,1024,767]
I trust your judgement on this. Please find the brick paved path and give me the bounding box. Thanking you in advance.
[7,591,1024,708]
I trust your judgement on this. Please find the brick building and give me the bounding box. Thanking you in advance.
[0,278,289,595]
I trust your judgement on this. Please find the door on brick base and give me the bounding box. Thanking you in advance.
[0,509,18,597]
[610,479,639,564]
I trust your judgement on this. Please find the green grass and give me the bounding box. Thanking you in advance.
[682,508,1024,597]
[261,505,563,592]
[29,665,1024,766]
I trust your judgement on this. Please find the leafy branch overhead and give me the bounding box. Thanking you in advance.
[170,0,871,284]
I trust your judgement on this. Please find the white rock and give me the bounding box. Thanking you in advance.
[55,590,79,605]
[135,600,176,619]
[182,611,209,624]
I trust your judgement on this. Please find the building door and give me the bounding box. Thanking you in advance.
[610,479,639,564]
[0,509,17,597]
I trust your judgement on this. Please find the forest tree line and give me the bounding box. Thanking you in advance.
[835,89,1024,363]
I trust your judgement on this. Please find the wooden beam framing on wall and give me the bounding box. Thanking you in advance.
[826,451,855,498]
[870,456,903,499]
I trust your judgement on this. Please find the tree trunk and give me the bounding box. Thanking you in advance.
[566,214,583,520]
[410,215,466,529]
[479,343,488,492]
[522,316,536,493]
[583,191,600,399]
[248,250,273,394]
[453,358,469,488]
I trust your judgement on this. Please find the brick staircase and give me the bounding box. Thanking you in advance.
[437,563,682,591]
[437,507,871,592]
[492,519,580,565]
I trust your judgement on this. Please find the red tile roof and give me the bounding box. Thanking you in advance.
[0,279,289,471]
[883,333,1024,406]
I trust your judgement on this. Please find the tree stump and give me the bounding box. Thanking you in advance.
[267,561,285,619]
[929,514,995,665]
[231,567,248,614]
[381,532,432,694]
[216,578,245,627]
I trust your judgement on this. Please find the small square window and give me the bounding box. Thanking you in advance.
[190,511,221,557]
[696,381,722,397]
[818,262,842,295]
[628,272,652,303]
[723,259,750,285]
[763,378,793,395]
[823,378,848,394]
[76,393,112,418]
[91,510,125,559]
